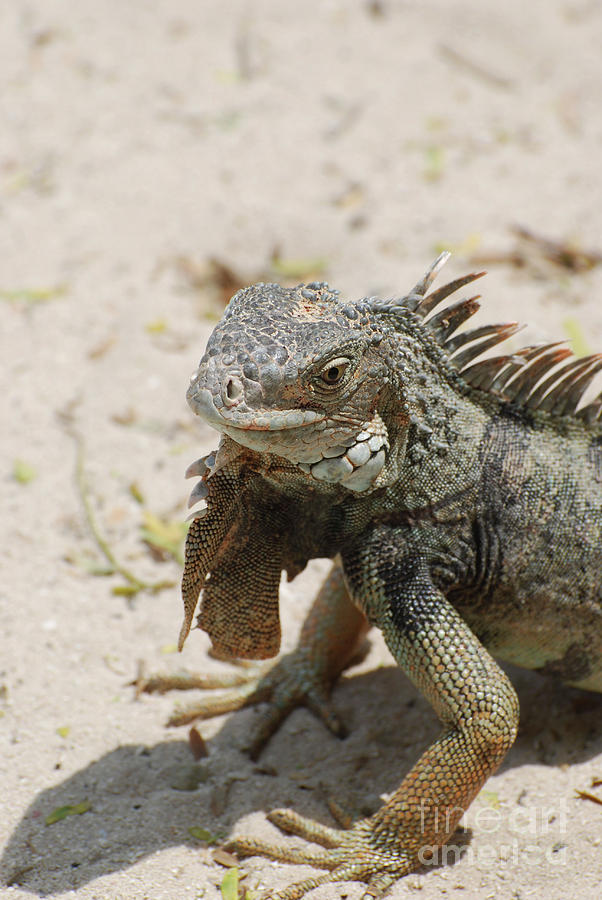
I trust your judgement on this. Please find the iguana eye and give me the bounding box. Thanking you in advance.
[320,359,349,385]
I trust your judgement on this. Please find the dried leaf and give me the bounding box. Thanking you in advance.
[45,800,91,825]
[112,408,137,426]
[212,848,239,868]
[472,226,602,275]
[439,44,514,90]
[88,335,116,360]
[575,789,602,807]
[13,459,37,484]
[366,0,386,17]
[173,256,250,307]
[332,183,365,210]
[513,225,602,272]
[189,726,209,760]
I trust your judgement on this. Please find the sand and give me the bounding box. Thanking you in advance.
[1,2,601,898]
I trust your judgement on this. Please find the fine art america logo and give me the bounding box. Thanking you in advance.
[417,798,568,867]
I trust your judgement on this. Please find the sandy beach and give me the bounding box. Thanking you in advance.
[1,2,601,898]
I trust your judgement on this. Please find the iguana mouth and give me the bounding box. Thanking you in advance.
[187,384,326,431]
[188,372,390,492]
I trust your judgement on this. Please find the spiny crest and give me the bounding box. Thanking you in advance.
[395,253,602,423]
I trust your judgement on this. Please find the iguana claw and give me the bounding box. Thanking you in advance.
[225,809,413,900]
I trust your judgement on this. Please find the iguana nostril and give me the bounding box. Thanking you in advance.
[223,375,244,406]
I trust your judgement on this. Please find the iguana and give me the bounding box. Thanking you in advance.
[145,253,602,899]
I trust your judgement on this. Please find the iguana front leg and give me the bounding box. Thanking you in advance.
[140,562,370,758]
[227,533,519,898]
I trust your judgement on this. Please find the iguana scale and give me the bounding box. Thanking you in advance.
[148,253,602,898]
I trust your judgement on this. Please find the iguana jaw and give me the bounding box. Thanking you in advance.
[188,384,389,492]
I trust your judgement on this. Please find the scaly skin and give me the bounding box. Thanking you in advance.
[145,256,602,897]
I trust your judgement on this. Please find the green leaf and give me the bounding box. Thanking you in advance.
[215,110,242,130]
[112,584,142,597]
[479,789,500,809]
[13,459,37,484]
[0,285,66,304]
[66,552,116,576]
[83,561,116,577]
[433,233,481,257]
[563,317,591,357]
[129,482,145,504]
[169,763,208,791]
[423,145,445,182]
[145,318,168,334]
[221,867,239,900]
[45,800,91,825]
[188,826,217,844]
[270,256,327,279]
[140,511,187,564]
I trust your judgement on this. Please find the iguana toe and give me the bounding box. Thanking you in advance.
[225,810,415,899]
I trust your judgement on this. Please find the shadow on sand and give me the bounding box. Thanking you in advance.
[2,663,600,895]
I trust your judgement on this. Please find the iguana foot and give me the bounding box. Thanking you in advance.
[226,809,413,899]
[138,563,369,758]
[137,647,349,760]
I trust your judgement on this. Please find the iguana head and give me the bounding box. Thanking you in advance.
[189,252,602,499]
[187,280,401,492]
